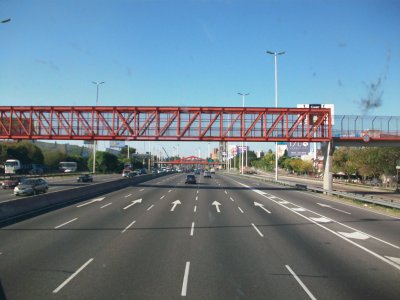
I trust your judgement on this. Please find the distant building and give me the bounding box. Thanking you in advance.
[256,150,265,158]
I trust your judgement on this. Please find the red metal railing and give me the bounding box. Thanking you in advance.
[0,106,332,142]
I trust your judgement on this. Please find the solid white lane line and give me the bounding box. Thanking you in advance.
[100,203,112,209]
[181,261,190,296]
[139,188,144,191]
[251,223,264,237]
[55,218,78,229]
[230,197,234,202]
[147,204,154,211]
[238,207,244,213]
[160,195,165,199]
[190,222,195,236]
[317,203,351,215]
[122,220,136,233]
[53,258,94,294]
[285,265,317,300]
[194,205,197,213]
[124,194,132,198]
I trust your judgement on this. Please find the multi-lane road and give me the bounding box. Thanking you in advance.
[1,172,399,299]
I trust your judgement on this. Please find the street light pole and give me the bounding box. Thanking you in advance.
[266,50,285,181]
[238,92,249,175]
[92,81,105,174]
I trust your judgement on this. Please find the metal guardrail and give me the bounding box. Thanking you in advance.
[231,173,400,210]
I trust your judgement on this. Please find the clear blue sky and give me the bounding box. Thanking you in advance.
[1,0,399,157]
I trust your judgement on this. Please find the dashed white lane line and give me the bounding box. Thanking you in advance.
[238,207,244,213]
[55,218,78,229]
[139,188,144,191]
[197,190,199,194]
[124,194,132,198]
[310,217,331,223]
[285,265,317,300]
[230,197,234,202]
[147,204,154,211]
[160,195,165,199]
[181,261,190,296]
[224,190,227,194]
[168,189,172,193]
[291,207,306,212]
[251,223,264,237]
[53,258,94,294]
[190,222,195,236]
[122,220,136,233]
[194,205,197,213]
[195,196,198,201]
[100,203,112,209]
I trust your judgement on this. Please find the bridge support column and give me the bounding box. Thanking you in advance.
[322,141,335,193]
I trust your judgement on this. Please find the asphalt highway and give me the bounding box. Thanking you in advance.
[0,172,399,299]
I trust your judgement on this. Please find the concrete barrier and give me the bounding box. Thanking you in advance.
[0,173,168,223]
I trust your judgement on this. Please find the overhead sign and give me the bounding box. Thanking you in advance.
[288,142,310,157]
[110,141,126,148]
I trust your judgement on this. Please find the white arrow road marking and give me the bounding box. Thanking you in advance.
[317,203,351,214]
[251,223,264,237]
[55,218,78,229]
[123,199,143,210]
[76,197,105,207]
[53,258,94,294]
[310,217,331,223]
[385,256,400,266]
[171,200,181,211]
[291,207,306,212]
[181,262,190,296]
[285,265,317,300]
[338,231,370,240]
[254,202,271,214]
[212,201,221,213]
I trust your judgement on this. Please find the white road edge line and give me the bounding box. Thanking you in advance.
[100,203,112,209]
[53,258,94,294]
[147,204,154,211]
[181,261,190,296]
[190,222,195,236]
[285,265,317,300]
[55,218,78,229]
[122,220,136,233]
[251,223,264,237]
[235,181,400,271]
[238,207,244,213]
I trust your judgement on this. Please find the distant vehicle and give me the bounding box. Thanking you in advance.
[77,174,93,182]
[2,176,27,189]
[126,171,137,178]
[122,169,131,177]
[14,178,48,196]
[210,168,216,174]
[59,161,78,173]
[203,171,212,178]
[176,169,183,173]
[194,169,201,175]
[185,174,196,184]
[4,159,33,175]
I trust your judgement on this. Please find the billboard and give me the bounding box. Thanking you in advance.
[287,142,310,157]
[297,103,335,125]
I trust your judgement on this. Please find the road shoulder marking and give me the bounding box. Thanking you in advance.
[181,261,190,296]
[285,265,317,300]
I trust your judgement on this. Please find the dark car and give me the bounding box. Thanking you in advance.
[77,174,93,182]
[185,174,196,184]
[126,171,138,178]
[14,178,48,196]
[2,176,27,189]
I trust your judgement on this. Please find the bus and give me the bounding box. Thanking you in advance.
[59,161,78,173]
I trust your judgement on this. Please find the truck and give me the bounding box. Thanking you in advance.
[3,159,44,175]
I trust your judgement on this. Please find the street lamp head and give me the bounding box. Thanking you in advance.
[92,81,105,85]
[277,51,286,55]
[1,18,11,24]
[266,51,275,55]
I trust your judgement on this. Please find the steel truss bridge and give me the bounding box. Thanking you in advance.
[0,106,331,142]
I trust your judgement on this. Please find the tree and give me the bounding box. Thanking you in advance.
[88,151,119,173]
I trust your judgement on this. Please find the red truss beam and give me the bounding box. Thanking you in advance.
[158,156,219,165]
[0,106,332,142]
